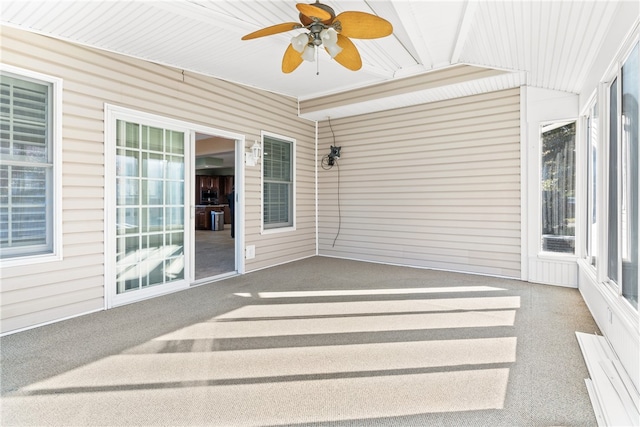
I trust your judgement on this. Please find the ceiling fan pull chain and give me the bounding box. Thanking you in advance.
[316,46,320,75]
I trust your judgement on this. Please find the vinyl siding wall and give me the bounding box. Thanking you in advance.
[0,27,316,334]
[318,88,521,278]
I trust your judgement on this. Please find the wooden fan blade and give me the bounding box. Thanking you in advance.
[334,11,393,39]
[296,3,332,22]
[242,22,301,40]
[332,34,362,71]
[282,44,304,73]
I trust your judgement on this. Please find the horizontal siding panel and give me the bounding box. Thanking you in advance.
[63,197,104,211]
[0,299,103,334]
[320,230,520,254]
[321,221,521,238]
[63,139,104,156]
[63,150,104,165]
[322,244,522,269]
[319,219,520,230]
[0,261,104,286]
[333,107,521,136]
[63,242,105,257]
[324,245,520,275]
[63,219,103,234]
[327,133,519,158]
[1,287,104,320]
[338,128,519,151]
[340,163,520,178]
[62,175,104,188]
[248,245,316,272]
[323,90,519,123]
[338,119,520,143]
[329,177,520,191]
[1,277,103,306]
[349,110,521,136]
[63,207,103,221]
[67,232,106,248]
[319,88,520,277]
[60,162,105,177]
[352,151,520,169]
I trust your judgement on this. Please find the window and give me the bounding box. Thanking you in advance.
[263,134,294,230]
[0,68,60,261]
[541,121,576,254]
[619,43,638,309]
[607,42,639,309]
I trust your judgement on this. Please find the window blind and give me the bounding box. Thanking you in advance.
[263,136,292,228]
[0,74,52,257]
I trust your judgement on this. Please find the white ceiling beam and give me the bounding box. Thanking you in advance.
[388,1,434,68]
[451,0,479,64]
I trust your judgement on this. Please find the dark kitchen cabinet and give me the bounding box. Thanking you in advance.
[195,205,227,230]
[196,175,234,205]
[195,207,209,230]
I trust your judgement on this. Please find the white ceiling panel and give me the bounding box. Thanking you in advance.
[0,0,627,119]
[458,1,622,93]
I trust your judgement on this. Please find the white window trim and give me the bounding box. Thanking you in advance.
[0,64,63,268]
[260,130,296,235]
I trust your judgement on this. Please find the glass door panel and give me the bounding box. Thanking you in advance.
[115,120,185,295]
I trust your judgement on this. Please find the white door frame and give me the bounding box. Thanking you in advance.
[104,104,245,309]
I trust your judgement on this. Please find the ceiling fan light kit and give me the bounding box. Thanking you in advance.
[241,1,392,73]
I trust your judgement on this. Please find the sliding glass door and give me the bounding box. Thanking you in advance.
[106,105,244,308]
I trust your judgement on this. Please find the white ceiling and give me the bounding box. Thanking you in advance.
[0,0,625,119]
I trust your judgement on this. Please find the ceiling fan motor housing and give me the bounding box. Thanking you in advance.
[310,23,325,45]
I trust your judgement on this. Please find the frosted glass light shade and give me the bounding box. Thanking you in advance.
[321,28,342,58]
[302,45,316,62]
[291,33,309,53]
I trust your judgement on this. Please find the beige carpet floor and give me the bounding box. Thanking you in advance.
[0,257,599,426]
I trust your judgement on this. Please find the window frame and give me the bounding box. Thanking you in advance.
[584,100,599,268]
[0,64,62,267]
[261,131,296,234]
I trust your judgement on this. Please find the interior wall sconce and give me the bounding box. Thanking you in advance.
[245,140,262,166]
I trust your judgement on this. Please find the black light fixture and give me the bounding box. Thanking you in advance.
[327,145,341,166]
[321,145,341,169]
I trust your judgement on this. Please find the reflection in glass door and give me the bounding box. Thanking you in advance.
[115,120,186,295]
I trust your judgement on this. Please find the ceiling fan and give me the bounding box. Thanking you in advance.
[241,1,393,73]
